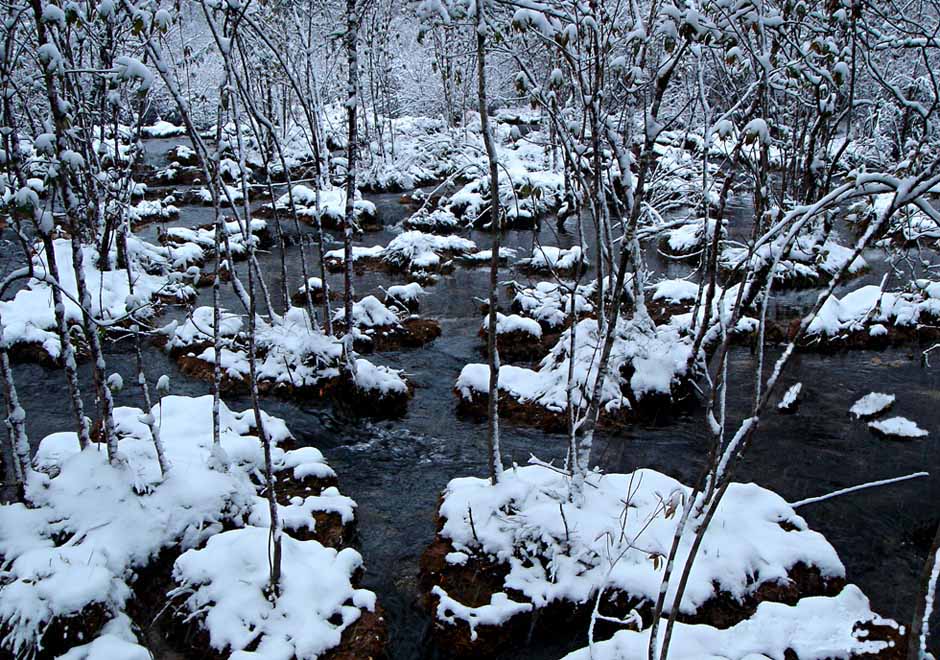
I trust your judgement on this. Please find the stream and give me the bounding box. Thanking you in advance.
[3,136,938,659]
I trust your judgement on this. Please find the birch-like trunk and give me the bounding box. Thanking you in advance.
[475,0,503,484]
[343,0,359,338]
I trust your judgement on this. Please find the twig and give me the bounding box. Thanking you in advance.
[790,471,929,509]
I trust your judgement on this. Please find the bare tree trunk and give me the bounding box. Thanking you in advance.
[30,0,119,463]
[908,524,940,660]
[0,319,30,500]
[476,3,503,485]
[343,0,359,337]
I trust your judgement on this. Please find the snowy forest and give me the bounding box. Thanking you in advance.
[1,0,940,657]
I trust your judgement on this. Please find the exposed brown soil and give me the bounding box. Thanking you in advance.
[324,254,389,274]
[0,602,114,660]
[766,318,940,352]
[320,606,388,660]
[477,326,550,363]
[290,286,342,307]
[356,317,442,353]
[333,372,412,420]
[455,372,697,433]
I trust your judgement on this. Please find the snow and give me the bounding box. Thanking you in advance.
[353,357,408,395]
[386,282,425,304]
[650,278,699,304]
[141,120,185,138]
[432,587,532,642]
[460,247,519,264]
[0,237,196,360]
[334,295,400,328]
[383,230,476,271]
[778,382,802,411]
[511,280,594,329]
[0,395,361,658]
[457,317,695,415]
[360,116,472,190]
[405,208,462,233]
[57,615,149,660]
[165,218,267,257]
[721,231,866,289]
[560,586,894,660]
[661,218,722,256]
[518,245,587,274]
[482,312,543,338]
[850,392,895,418]
[434,465,846,622]
[164,306,242,353]
[869,416,929,439]
[171,526,374,659]
[168,305,406,402]
[297,276,324,296]
[128,198,179,223]
[324,244,385,263]
[272,185,376,225]
[807,281,940,339]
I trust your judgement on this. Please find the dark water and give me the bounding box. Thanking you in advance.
[3,139,939,659]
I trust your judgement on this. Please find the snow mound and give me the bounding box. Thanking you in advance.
[650,278,699,305]
[482,312,542,338]
[0,237,196,360]
[141,120,185,137]
[383,230,476,271]
[171,526,375,659]
[434,465,845,622]
[457,317,695,417]
[518,245,587,274]
[511,280,594,329]
[271,185,376,226]
[807,281,940,339]
[0,395,357,658]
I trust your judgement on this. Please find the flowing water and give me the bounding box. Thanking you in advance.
[2,138,938,658]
